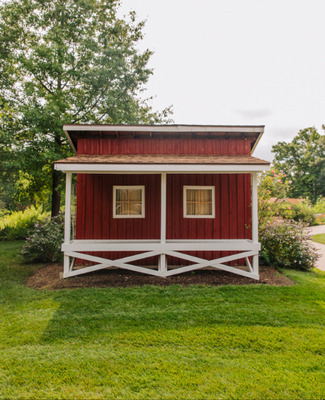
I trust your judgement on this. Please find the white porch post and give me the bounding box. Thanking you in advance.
[159,172,167,273]
[251,172,259,275]
[63,172,72,277]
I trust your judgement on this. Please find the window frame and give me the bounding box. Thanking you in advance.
[183,185,215,219]
[113,185,145,219]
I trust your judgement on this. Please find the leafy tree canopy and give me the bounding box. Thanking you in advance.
[0,0,171,215]
[272,126,325,203]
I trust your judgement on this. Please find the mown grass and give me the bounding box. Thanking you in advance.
[0,241,325,399]
[313,233,325,245]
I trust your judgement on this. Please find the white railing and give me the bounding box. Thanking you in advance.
[62,239,260,280]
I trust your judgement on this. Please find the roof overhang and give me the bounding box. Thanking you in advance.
[62,124,265,155]
[55,163,268,174]
[55,154,270,174]
[63,124,265,133]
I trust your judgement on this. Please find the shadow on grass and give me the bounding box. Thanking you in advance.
[40,276,325,343]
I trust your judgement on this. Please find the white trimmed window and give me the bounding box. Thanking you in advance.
[113,186,145,218]
[183,186,215,218]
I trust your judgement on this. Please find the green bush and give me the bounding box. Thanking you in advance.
[20,214,64,263]
[260,221,318,271]
[310,197,325,225]
[291,203,315,225]
[312,197,325,214]
[275,203,316,225]
[0,206,47,240]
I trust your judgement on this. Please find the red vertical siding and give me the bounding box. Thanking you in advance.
[77,137,253,156]
[76,172,252,265]
[76,174,86,240]
[76,174,161,241]
[166,173,250,240]
[75,134,254,265]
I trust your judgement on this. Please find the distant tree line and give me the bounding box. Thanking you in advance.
[271,126,325,203]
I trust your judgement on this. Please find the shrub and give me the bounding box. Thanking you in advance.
[260,220,318,271]
[275,202,315,225]
[0,207,47,240]
[20,214,64,263]
[312,197,325,214]
[291,203,316,225]
[314,214,325,225]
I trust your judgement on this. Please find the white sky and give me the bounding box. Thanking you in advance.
[120,0,325,161]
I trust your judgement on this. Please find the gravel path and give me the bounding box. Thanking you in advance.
[307,225,325,271]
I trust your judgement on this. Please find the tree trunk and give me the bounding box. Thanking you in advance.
[51,167,62,218]
[51,133,63,218]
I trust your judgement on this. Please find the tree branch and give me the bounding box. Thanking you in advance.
[34,76,54,94]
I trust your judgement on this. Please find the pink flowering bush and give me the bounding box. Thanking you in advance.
[259,169,292,199]
[20,214,64,263]
[260,220,318,271]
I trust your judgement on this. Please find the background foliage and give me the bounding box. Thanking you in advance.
[20,214,64,263]
[0,207,47,241]
[260,221,318,271]
[272,126,325,203]
[258,169,319,270]
[0,0,171,215]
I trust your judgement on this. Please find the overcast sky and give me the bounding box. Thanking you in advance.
[120,0,325,161]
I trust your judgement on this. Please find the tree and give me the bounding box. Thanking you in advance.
[0,0,171,216]
[272,126,325,203]
[0,98,20,210]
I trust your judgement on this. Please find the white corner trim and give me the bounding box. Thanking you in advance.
[251,172,258,243]
[160,173,167,243]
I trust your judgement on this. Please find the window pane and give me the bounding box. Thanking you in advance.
[187,202,198,215]
[187,189,198,201]
[200,189,212,202]
[129,189,141,201]
[114,187,144,217]
[185,187,214,217]
[129,202,142,215]
[200,202,212,215]
[115,202,121,215]
[116,201,129,215]
[116,189,128,202]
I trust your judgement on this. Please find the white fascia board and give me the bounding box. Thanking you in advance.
[251,128,264,155]
[63,128,77,154]
[55,163,269,173]
[63,124,265,134]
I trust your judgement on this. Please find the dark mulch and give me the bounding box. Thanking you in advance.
[26,264,295,290]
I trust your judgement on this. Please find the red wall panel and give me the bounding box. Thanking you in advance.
[76,173,252,265]
[77,137,253,156]
[76,174,161,241]
[75,135,253,265]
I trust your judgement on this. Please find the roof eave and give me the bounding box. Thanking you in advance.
[63,127,77,154]
[63,124,265,134]
[250,127,264,155]
[54,163,269,174]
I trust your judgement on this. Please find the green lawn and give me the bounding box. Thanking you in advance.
[313,233,325,245]
[0,242,325,399]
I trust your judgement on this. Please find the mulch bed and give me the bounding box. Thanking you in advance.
[26,264,295,290]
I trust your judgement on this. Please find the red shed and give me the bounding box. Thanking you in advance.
[55,124,269,280]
